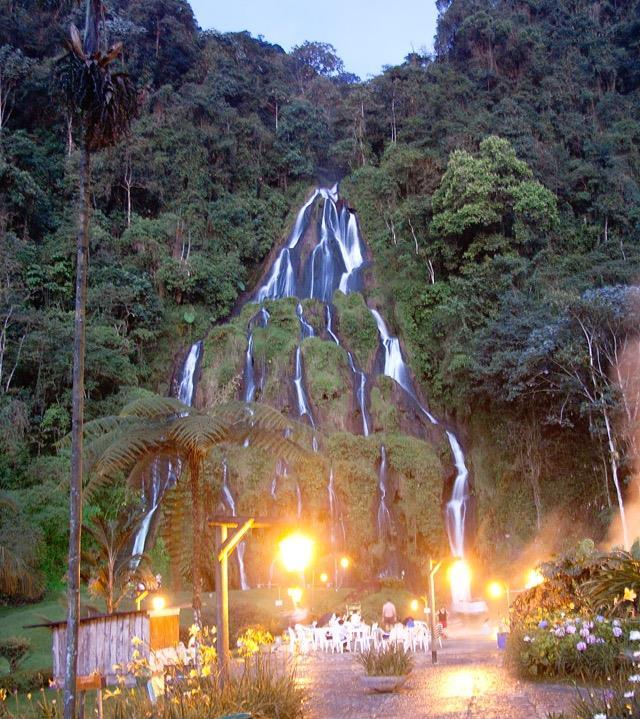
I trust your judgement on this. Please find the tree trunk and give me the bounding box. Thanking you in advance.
[64,144,91,719]
[190,455,203,628]
[603,406,629,549]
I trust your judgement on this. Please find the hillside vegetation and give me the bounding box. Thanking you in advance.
[1,0,639,597]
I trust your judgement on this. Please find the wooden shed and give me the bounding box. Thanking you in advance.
[29,608,180,686]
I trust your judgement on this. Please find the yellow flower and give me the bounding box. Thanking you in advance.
[189,624,199,637]
[0,688,7,701]
[131,635,143,646]
[624,587,638,602]
[27,693,32,701]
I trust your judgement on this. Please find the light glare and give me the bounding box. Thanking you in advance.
[152,595,166,611]
[279,532,314,573]
[448,559,471,590]
[525,569,544,589]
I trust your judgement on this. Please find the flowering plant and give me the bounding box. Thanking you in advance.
[507,611,636,681]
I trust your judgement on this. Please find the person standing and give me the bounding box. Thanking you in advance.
[382,598,397,631]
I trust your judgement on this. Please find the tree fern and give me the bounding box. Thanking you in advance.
[69,393,316,623]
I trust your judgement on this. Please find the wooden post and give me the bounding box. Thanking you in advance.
[428,558,441,665]
[215,524,229,680]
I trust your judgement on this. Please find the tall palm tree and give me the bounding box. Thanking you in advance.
[79,395,312,626]
[81,511,150,615]
[53,3,137,716]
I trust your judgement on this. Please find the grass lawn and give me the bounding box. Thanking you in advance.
[0,584,422,677]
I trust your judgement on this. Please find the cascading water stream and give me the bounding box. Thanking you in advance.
[221,459,249,591]
[243,308,270,403]
[256,191,319,301]
[246,185,474,595]
[293,347,314,428]
[338,210,364,293]
[132,340,202,557]
[296,303,314,339]
[377,445,392,539]
[326,305,370,437]
[370,307,474,604]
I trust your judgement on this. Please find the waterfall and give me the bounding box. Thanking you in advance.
[256,191,319,301]
[445,431,468,558]
[243,307,270,403]
[296,481,303,519]
[370,309,438,425]
[347,352,369,437]
[326,305,370,436]
[338,211,365,293]
[132,340,202,557]
[293,346,314,427]
[377,445,392,539]
[371,305,475,601]
[296,303,314,339]
[307,197,345,302]
[243,333,256,403]
[221,459,249,591]
[325,304,340,344]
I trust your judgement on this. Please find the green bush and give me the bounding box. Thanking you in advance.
[0,637,31,673]
[0,668,52,693]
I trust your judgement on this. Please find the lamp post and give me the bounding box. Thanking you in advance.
[428,557,442,665]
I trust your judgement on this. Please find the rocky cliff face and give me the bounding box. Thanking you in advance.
[192,187,462,588]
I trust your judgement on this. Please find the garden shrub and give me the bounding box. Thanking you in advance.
[358,644,414,676]
[0,668,52,693]
[506,613,634,682]
[0,637,31,673]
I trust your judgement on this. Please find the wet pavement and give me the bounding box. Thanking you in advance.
[296,630,576,719]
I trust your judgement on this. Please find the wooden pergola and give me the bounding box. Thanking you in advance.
[209,514,272,677]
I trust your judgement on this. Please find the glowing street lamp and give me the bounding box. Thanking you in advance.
[339,556,350,570]
[279,532,314,573]
[320,572,329,584]
[151,595,166,612]
[410,598,420,613]
[486,579,511,610]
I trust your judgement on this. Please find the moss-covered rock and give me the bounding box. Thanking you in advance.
[332,290,379,370]
[369,377,402,434]
[301,337,351,431]
[199,320,246,406]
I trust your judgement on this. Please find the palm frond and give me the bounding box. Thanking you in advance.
[119,396,192,419]
[167,414,228,454]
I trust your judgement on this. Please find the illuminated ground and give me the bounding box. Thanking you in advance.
[297,622,574,719]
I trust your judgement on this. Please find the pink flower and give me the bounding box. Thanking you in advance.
[576,641,587,651]
[566,625,576,635]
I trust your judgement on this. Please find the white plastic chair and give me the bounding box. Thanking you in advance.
[352,624,370,652]
[415,625,430,651]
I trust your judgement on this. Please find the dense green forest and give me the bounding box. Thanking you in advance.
[1,0,639,600]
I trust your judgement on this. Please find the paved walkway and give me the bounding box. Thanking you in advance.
[296,631,575,719]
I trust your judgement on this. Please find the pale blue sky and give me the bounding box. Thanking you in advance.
[189,0,439,79]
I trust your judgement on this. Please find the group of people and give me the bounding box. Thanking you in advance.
[381,598,448,635]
